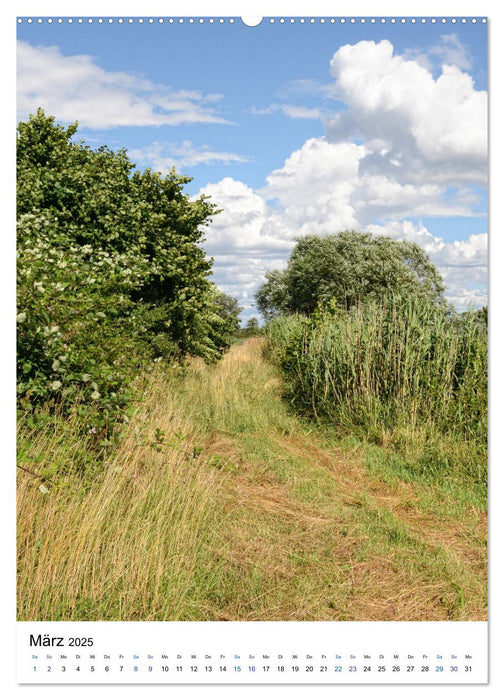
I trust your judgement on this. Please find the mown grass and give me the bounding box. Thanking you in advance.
[17,338,487,621]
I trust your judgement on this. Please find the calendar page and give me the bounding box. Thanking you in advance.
[14,1,489,690]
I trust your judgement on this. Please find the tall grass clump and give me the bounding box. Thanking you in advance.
[266,296,487,484]
[17,364,232,621]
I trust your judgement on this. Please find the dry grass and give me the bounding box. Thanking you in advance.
[17,338,487,621]
[17,374,230,620]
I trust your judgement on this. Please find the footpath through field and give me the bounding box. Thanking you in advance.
[157,337,487,621]
[17,338,487,621]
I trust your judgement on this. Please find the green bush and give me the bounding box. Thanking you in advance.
[17,109,239,435]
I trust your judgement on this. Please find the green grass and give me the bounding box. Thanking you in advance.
[17,338,487,622]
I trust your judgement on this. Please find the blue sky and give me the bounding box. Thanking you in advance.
[17,16,488,318]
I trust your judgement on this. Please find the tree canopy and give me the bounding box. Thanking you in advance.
[17,109,238,426]
[255,231,446,319]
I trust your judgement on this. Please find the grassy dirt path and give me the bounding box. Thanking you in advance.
[154,338,486,621]
[17,338,487,621]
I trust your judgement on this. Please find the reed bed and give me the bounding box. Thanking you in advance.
[266,297,487,485]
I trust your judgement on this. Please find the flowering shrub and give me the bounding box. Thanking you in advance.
[17,110,240,436]
[17,212,152,427]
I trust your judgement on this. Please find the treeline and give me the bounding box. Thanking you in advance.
[17,110,240,438]
[260,233,487,485]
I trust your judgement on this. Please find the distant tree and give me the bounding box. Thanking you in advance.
[210,289,243,348]
[255,269,290,321]
[255,231,446,318]
[462,306,488,328]
[244,317,260,336]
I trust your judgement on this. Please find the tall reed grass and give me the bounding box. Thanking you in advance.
[266,296,487,484]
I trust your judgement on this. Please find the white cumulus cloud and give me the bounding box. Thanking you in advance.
[194,178,296,318]
[198,41,487,314]
[197,177,296,256]
[326,39,487,184]
[262,138,365,234]
[17,37,487,315]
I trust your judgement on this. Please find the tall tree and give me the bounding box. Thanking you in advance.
[17,110,237,419]
[255,231,446,318]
